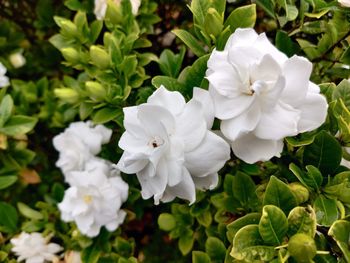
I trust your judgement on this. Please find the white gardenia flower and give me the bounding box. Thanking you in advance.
[206,28,328,164]
[9,52,26,68]
[117,86,230,205]
[0,62,10,88]
[11,232,62,263]
[53,121,112,176]
[58,159,128,237]
[338,0,350,7]
[94,0,140,20]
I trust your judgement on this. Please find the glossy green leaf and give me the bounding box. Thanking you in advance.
[0,176,17,190]
[17,202,44,220]
[0,202,18,233]
[92,107,122,124]
[314,195,338,227]
[227,213,261,243]
[205,237,226,261]
[231,224,275,261]
[333,79,350,110]
[178,230,194,255]
[259,205,288,245]
[172,29,206,57]
[224,4,256,32]
[158,47,185,78]
[289,163,322,192]
[0,115,37,136]
[232,171,259,210]
[303,131,342,175]
[287,206,316,237]
[192,251,211,263]
[152,76,185,92]
[0,95,13,127]
[328,220,350,262]
[263,176,297,214]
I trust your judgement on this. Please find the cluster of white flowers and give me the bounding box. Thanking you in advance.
[94,0,141,20]
[117,86,231,204]
[11,232,62,263]
[0,62,10,88]
[206,28,328,163]
[53,121,129,237]
[116,28,328,204]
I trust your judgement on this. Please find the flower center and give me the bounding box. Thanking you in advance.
[83,195,93,204]
[148,136,164,148]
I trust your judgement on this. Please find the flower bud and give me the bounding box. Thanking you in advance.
[288,233,316,262]
[90,46,110,69]
[54,88,79,104]
[9,52,26,68]
[105,0,123,25]
[60,20,78,38]
[64,251,82,263]
[85,81,106,101]
[288,182,309,204]
[61,47,80,64]
[204,8,223,38]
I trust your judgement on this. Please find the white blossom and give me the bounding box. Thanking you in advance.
[53,121,112,176]
[0,62,10,88]
[206,28,328,163]
[58,159,128,237]
[9,52,26,68]
[11,232,62,263]
[338,0,350,7]
[94,0,140,20]
[117,86,230,205]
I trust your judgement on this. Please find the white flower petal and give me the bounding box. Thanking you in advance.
[192,173,219,190]
[185,131,230,177]
[176,100,207,151]
[254,102,300,140]
[161,168,196,204]
[298,91,328,132]
[225,28,258,49]
[220,101,261,141]
[192,88,215,128]
[209,87,255,120]
[281,55,312,107]
[231,133,284,163]
[147,85,186,116]
[255,33,288,63]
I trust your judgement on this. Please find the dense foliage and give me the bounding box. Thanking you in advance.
[1,0,350,262]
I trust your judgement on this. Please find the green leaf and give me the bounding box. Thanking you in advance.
[0,115,37,136]
[227,213,261,243]
[178,55,210,95]
[158,47,185,78]
[259,205,288,245]
[158,213,176,231]
[224,4,256,32]
[192,251,211,263]
[0,202,18,233]
[178,230,194,255]
[17,202,43,220]
[313,195,338,227]
[90,20,103,43]
[0,95,13,127]
[0,176,17,190]
[303,131,342,175]
[333,79,350,110]
[231,224,275,262]
[232,171,258,209]
[275,30,300,57]
[328,220,350,262]
[289,163,323,192]
[92,107,122,124]
[152,76,185,92]
[205,237,226,261]
[287,206,316,237]
[82,244,101,263]
[189,0,211,27]
[172,29,206,57]
[263,176,297,214]
[256,0,275,18]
